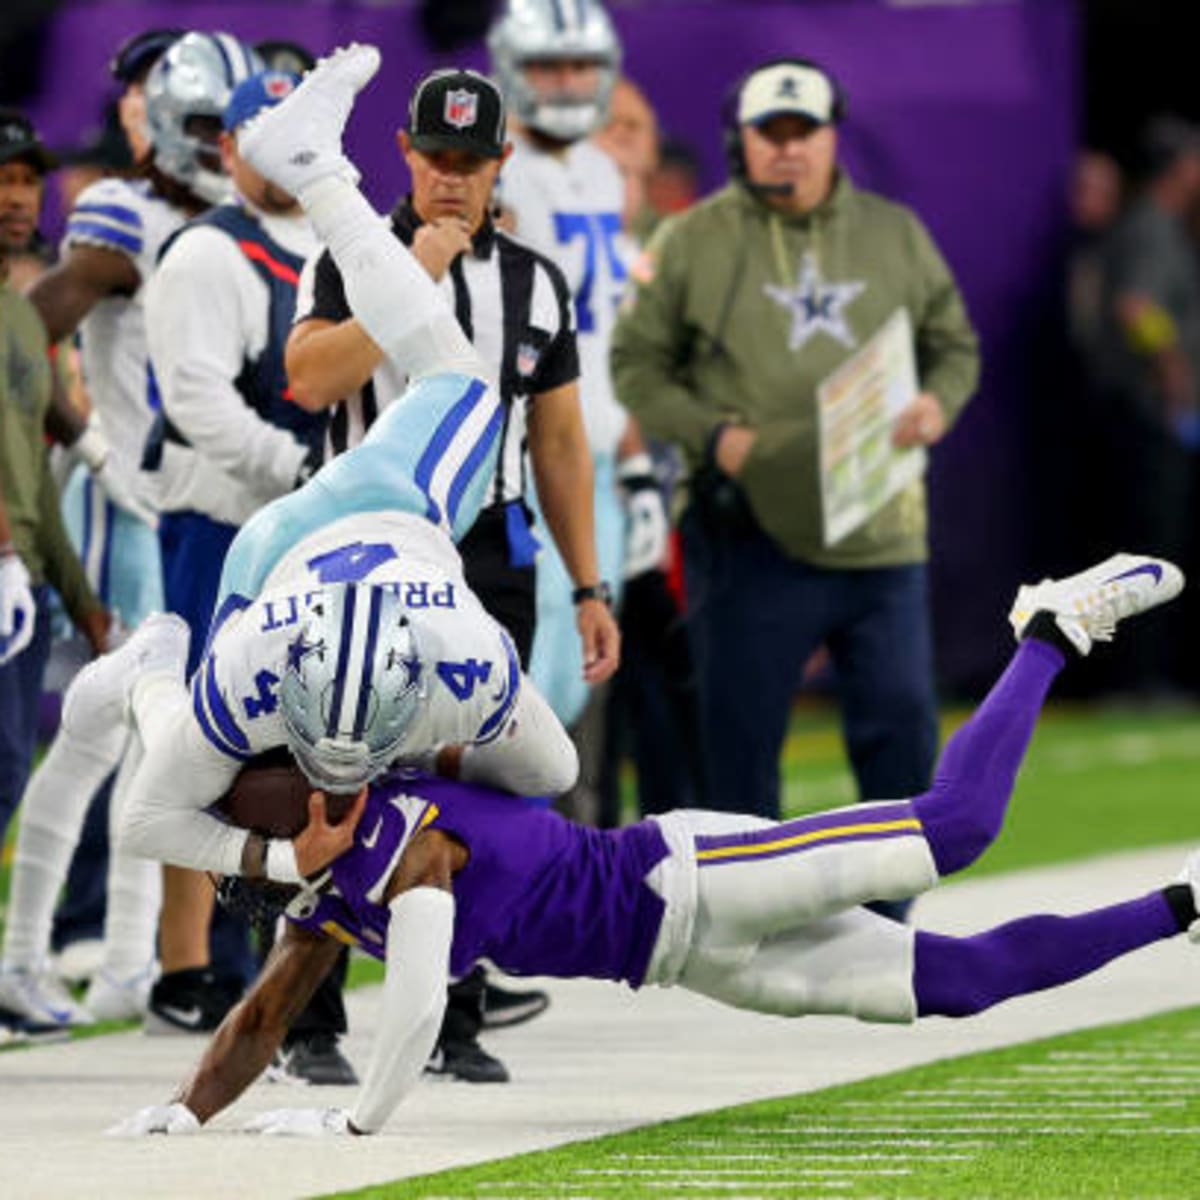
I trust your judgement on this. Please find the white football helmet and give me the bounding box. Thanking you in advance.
[488,0,622,143]
[279,584,427,794]
[144,31,262,204]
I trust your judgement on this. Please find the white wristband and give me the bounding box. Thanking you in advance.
[73,416,110,472]
[617,451,654,481]
[265,838,302,884]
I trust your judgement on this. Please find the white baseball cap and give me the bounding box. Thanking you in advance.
[737,62,839,127]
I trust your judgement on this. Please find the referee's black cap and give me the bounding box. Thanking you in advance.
[408,68,507,160]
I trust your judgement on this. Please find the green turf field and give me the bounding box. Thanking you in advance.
[334,1005,1200,1199]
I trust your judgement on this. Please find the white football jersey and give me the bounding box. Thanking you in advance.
[63,177,187,482]
[497,134,629,455]
[192,513,521,766]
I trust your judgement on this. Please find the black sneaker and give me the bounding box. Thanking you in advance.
[425,1035,510,1083]
[144,968,243,1035]
[481,980,550,1030]
[277,1034,358,1086]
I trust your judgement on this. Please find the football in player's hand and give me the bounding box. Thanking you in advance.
[214,753,355,838]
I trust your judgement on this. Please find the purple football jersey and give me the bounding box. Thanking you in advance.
[289,773,671,987]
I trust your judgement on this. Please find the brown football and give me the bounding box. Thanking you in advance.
[215,754,355,839]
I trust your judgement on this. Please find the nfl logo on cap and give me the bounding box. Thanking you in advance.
[444,89,478,130]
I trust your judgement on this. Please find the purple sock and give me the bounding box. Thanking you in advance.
[913,638,1064,877]
[914,892,1179,1017]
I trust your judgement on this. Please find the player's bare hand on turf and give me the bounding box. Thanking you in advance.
[892,391,946,448]
[243,1106,354,1136]
[412,218,473,280]
[293,787,367,876]
[578,598,621,684]
[106,1102,200,1136]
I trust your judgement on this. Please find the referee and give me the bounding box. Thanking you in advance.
[285,68,618,1082]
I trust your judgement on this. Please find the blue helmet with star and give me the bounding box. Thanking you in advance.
[279,583,427,793]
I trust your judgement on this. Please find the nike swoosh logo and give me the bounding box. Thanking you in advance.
[158,1004,204,1028]
[361,817,384,850]
[1104,564,1163,584]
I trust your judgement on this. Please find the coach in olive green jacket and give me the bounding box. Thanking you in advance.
[612,169,979,570]
[611,58,980,826]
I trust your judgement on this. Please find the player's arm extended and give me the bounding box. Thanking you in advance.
[347,830,466,1134]
[180,926,343,1123]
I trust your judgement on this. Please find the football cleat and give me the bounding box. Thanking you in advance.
[61,612,190,739]
[236,42,380,197]
[481,977,550,1030]
[0,963,93,1028]
[1176,852,1200,944]
[272,1034,359,1087]
[143,967,242,1036]
[1008,553,1184,656]
[84,962,157,1022]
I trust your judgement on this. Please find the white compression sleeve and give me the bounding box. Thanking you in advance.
[2,724,127,969]
[348,887,453,1134]
[460,677,579,797]
[298,175,482,379]
[118,673,248,875]
[99,733,162,977]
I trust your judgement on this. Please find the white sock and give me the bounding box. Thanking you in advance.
[99,733,161,978]
[2,727,127,970]
[299,175,481,377]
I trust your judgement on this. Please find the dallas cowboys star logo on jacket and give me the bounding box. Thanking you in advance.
[764,252,866,350]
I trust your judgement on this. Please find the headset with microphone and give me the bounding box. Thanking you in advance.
[722,57,846,192]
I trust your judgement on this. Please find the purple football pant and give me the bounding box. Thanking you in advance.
[908,638,1180,1018]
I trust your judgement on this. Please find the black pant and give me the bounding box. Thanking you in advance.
[460,503,536,668]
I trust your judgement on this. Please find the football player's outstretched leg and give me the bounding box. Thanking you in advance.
[676,553,1187,1021]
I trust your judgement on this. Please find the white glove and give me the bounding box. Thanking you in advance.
[243,1107,354,1137]
[74,415,160,530]
[106,1102,201,1137]
[0,553,36,666]
[618,453,669,580]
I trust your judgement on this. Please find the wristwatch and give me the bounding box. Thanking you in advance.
[571,581,613,607]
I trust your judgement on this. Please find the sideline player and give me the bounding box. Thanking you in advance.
[109,552,1190,1136]
[75,45,578,890]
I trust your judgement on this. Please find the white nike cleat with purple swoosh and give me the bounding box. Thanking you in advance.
[1008,552,1184,655]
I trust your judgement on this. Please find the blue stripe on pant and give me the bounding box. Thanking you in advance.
[682,513,938,820]
[217,372,499,605]
[62,467,164,627]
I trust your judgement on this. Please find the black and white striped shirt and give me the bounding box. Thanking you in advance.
[294,198,579,511]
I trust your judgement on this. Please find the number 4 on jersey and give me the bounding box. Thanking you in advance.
[437,658,493,701]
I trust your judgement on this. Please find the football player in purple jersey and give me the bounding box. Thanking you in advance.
[109,551,1198,1137]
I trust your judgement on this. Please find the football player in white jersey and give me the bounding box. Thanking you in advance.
[489,0,668,759]
[70,44,579,893]
[0,32,263,1030]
